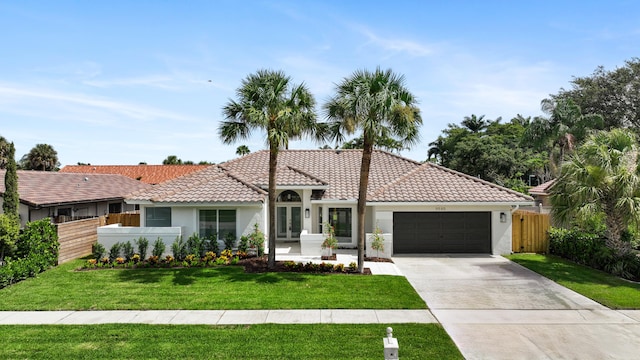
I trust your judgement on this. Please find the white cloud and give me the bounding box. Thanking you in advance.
[351,24,434,57]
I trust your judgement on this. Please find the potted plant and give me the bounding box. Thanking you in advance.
[370,225,385,258]
[321,222,337,259]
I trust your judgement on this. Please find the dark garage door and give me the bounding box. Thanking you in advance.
[393,212,491,253]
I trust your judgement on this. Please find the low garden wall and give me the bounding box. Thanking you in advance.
[97,224,184,257]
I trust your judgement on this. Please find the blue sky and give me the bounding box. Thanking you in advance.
[1,1,639,166]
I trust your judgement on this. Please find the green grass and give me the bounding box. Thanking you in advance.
[0,260,426,310]
[0,323,462,359]
[506,254,640,309]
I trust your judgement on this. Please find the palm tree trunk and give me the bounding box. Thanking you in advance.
[267,145,278,269]
[357,141,374,273]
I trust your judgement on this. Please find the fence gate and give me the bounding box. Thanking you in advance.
[512,210,550,253]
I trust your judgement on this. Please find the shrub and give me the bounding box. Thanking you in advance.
[204,234,219,255]
[248,223,265,256]
[108,242,122,263]
[348,262,357,272]
[238,235,249,252]
[186,233,205,257]
[135,236,149,259]
[152,238,166,257]
[92,243,106,260]
[334,263,345,273]
[172,236,187,261]
[223,232,236,251]
[321,223,337,254]
[0,214,19,263]
[370,225,384,257]
[230,256,239,265]
[122,241,135,261]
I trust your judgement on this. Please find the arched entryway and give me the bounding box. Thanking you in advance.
[276,190,302,240]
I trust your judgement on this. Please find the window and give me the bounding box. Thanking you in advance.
[146,207,171,227]
[199,209,236,239]
[57,208,72,217]
[108,203,122,214]
[328,207,352,243]
[277,190,301,202]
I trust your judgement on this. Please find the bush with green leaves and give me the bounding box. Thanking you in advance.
[0,214,19,263]
[92,243,106,260]
[370,225,384,257]
[204,233,219,255]
[0,218,59,289]
[135,236,149,259]
[223,232,236,251]
[238,235,249,252]
[248,223,265,256]
[171,236,187,261]
[108,242,122,262]
[121,241,135,261]
[152,237,166,257]
[186,233,205,257]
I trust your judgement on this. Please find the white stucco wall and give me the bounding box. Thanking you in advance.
[97,224,183,257]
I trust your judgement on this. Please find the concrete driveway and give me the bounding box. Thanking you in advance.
[393,255,640,360]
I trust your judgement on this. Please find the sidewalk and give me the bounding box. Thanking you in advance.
[0,309,437,325]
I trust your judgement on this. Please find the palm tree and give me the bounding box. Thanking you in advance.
[22,143,59,171]
[551,128,640,256]
[324,67,422,272]
[525,99,603,175]
[235,145,250,156]
[461,114,489,133]
[219,69,324,269]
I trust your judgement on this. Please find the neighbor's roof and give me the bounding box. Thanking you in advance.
[0,170,153,207]
[127,165,266,203]
[59,164,210,184]
[529,179,556,196]
[128,149,533,204]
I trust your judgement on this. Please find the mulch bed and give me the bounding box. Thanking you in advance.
[239,257,372,275]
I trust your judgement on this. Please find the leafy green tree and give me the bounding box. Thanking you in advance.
[324,67,422,272]
[219,69,324,269]
[340,135,406,153]
[524,99,603,176]
[162,155,183,165]
[235,145,250,156]
[549,58,640,129]
[20,144,59,171]
[0,136,10,169]
[551,128,640,256]
[2,142,19,217]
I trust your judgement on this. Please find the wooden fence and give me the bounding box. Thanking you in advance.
[57,217,101,264]
[100,213,141,227]
[512,210,551,253]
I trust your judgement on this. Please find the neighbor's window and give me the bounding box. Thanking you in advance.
[146,207,172,227]
[108,203,122,214]
[199,209,236,239]
[328,207,352,242]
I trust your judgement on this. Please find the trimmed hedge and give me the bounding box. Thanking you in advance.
[549,227,640,280]
[0,219,59,289]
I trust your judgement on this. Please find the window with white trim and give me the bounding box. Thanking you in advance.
[199,209,236,239]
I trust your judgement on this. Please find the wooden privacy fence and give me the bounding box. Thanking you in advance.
[57,217,100,264]
[100,213,141,227]
[512,210,551,253]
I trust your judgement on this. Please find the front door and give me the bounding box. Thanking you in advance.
[277,206,302,240]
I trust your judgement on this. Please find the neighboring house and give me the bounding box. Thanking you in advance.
[103,149,533,256]
[60,164,211,185]
[528,179,555,213]
[0,170,152,227]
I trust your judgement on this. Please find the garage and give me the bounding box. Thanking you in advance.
[393,212,491,253]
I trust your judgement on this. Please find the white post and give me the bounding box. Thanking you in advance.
[383,327,399,360]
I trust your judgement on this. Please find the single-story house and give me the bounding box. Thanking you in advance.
[102,149,533,256]
[528,179,555,214]
[59,164,211,185]
[0,170,152,227]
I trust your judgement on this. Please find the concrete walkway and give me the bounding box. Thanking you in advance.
[393,255,640,360]
[0,309,436,325]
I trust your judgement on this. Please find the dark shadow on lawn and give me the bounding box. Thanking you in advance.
[115,266,308,285]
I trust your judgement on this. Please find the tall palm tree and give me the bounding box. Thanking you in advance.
[23,144,59,171]
[461,114,489,133]
[551,128,640,256]
[324,67,422,272]
[219,69,323,269]
[235,145,250,156]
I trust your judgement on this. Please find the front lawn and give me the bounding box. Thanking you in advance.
[507,254,640,309]
[0,260,426,310]
[0,323,462,359]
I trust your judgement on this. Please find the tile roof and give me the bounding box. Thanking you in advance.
[127,149,533,204]
[529,179,556,195]
[59,164,210,184]
[369,162,534,203]
[0,170,153,207]
[127,165,266,203]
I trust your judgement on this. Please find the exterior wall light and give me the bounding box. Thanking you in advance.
[500,212,507,223]
[305,208,310,218]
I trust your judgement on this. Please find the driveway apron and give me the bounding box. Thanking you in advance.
[393,255,640,360]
